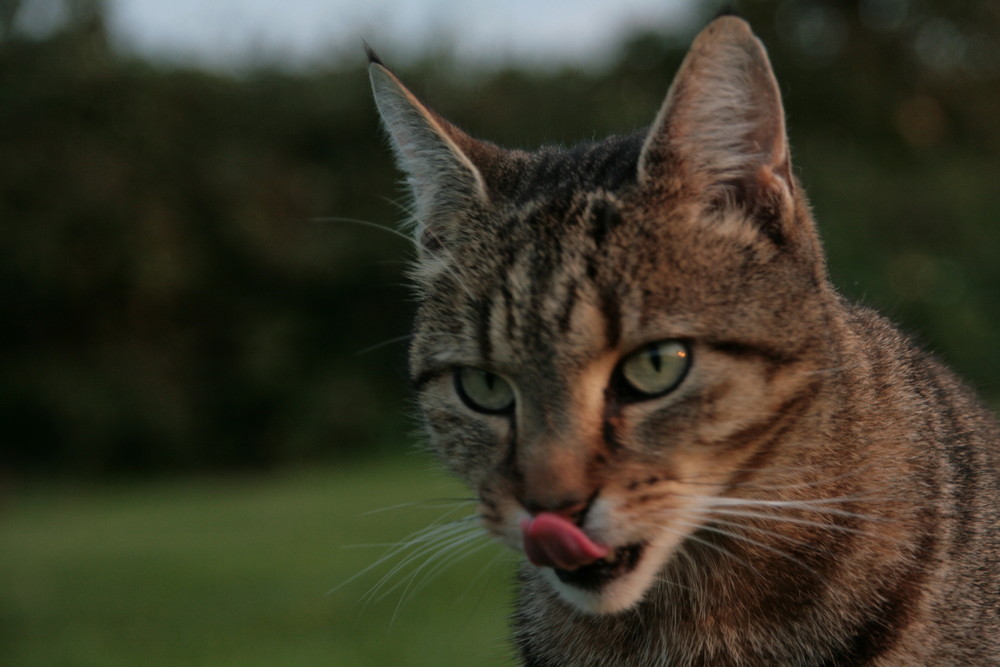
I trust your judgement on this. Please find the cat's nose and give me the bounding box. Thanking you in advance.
[514,438,605,523]
[523,496,590,524]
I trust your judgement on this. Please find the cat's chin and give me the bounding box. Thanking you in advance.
[539,539,675,615]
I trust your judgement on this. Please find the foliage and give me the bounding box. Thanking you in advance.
[1,1,998,475]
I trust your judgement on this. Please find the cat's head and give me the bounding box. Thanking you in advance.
[370,16,836,614]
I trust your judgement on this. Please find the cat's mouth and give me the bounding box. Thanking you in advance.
[553,542,646,590]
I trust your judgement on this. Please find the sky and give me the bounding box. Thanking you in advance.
[97,0,699,70]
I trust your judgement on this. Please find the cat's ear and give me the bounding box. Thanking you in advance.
[638,17,794,240]
[367,49,489,254]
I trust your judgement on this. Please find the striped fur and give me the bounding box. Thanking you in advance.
[370,16,1000,666]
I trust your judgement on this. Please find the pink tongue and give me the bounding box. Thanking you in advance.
[521,513,609,570]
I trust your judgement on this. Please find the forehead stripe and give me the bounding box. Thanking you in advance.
[589,198,623,248]
[476,292,495,362]
[600,287,622,349]
[556,278,579,334]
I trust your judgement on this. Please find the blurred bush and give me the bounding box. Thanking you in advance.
[1,2,412,474]
[1,0,997,476]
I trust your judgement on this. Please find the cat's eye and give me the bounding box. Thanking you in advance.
[454,367,515,414]
[619,340,691,398]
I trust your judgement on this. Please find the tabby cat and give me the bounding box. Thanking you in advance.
[367,16,1000,666]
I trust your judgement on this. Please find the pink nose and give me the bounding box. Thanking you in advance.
[521,512,609,570]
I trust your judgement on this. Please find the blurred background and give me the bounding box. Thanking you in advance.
[1,0,998,664]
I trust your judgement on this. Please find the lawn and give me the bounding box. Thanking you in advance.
[0,456,517,666]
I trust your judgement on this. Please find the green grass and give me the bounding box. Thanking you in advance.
[0,456,516,666]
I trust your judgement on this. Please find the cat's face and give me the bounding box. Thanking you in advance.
[408,187,832,613]
[371,17,834,614]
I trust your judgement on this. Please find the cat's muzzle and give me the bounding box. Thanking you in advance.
[553,543,646,590]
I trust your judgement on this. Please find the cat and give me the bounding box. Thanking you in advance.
[367,15,1000,666]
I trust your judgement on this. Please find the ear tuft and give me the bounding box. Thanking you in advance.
[713,5,744,20]
[362,40,384,67]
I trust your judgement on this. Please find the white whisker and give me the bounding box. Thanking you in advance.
[673,542,702,595]
[701,516,824,552]
[389,534,493,626]
[355,334,413,356]
[361,498,476,516]
[362,522,482,608]
[699,507,908,544]
[659,523,758,574]
[702,496,899,523]
[330,513,478,597]
[307,214,478,303]
[672,518,819,575]
[653,572,697,593]
[309,215,417,247]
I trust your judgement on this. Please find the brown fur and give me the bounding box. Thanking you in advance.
[369,16,1000,666]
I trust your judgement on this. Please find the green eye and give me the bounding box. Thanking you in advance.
[619,340,691,398]
[454,367,515,414]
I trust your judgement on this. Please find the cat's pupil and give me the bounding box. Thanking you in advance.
[648,347,663,373]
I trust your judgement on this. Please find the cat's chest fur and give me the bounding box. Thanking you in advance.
[368,15,1000,667]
